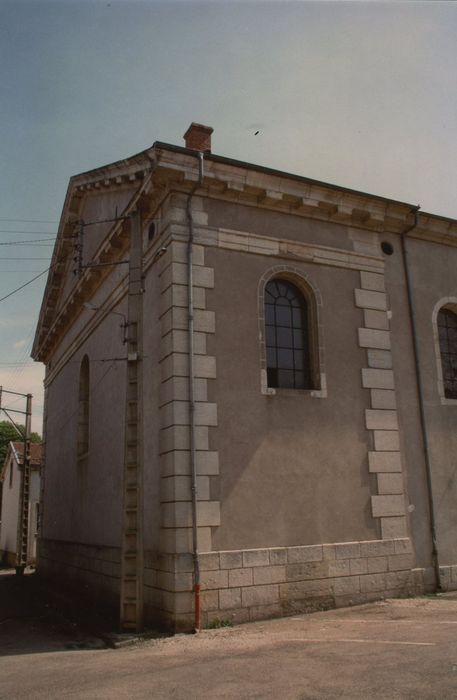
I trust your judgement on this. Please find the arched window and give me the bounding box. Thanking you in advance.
[77,355,90,457]
[265,279,312,390]
[438,308,457,399]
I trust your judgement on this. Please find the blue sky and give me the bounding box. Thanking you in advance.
[0,0,456,431]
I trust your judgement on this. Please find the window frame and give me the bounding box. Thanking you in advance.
[258,267,326,398]
[432,299,457,405]
[77,354,90,459]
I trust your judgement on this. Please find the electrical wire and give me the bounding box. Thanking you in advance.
[0,239,55,246]
[0,234,57,236]
[46,361,116,438]
[0,219,58,224]
[0,264,56,304]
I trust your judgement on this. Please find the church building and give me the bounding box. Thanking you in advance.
[32,123,457,631]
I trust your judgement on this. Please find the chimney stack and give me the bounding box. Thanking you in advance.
[183,123,213,153]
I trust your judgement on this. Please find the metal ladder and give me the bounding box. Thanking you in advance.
[119,210,144,631]
[16,440,31,569]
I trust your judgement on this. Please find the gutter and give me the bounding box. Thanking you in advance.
[400,207,441,590]
[186,151,204,631]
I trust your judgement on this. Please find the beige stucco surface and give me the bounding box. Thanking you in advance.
[34,140,457,629]
[44,311,127,547]
[0,456,20,556]
[206,246,378,551]
[395,236,457,566]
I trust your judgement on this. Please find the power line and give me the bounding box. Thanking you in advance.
[0,362,35,366]
[0,239,55,246]
[46,361,116,438]
[0,219,58,224]
[0,257,52,261]
[0,264,55,304]
[0,230,58,235]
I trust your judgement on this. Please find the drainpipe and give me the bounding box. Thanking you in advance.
[400,206,441,590]
[186,151,204,631]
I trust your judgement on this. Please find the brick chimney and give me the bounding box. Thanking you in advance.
[183,123,213,153]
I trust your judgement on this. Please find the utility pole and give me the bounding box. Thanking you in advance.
[119,209,144,632]
[0,388,33,575]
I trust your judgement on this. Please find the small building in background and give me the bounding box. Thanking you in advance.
[0,441,42,567]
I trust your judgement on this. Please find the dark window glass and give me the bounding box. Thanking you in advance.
[264,279,311,389]
[78,355,90,457]
[438,309,457,399]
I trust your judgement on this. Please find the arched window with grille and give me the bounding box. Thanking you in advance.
[77,355,90,457]
[264,279,313,390]
[438,308,457,399]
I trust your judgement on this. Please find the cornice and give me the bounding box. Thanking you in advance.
[32,156,159,363]
[33,143,457,364]
[153,146,416,235]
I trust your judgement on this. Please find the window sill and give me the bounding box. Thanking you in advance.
[440,397,457,406]
[261,386,327,398]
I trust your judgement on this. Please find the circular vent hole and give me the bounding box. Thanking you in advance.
[381,241,394,255]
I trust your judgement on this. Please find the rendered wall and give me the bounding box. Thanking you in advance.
[39,304,128,601]
[0,456,20,563]
[38,175,457,629]
[146,191,424,630]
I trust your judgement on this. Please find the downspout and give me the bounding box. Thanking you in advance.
[186,151,204,631]
[400,206,441,590]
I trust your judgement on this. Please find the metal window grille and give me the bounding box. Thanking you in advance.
[438,308,457,399]
[265,279,311,389]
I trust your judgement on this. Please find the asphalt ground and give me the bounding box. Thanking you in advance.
[1,568,457,699]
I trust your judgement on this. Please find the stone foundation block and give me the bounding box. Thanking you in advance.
[333,575,360,596]
[241,584,279,608]
[200,569,228,591]
[367,556,388,573]
[253,565,286,585]
[287,545,323,563]
[229,568,253,588]
[279,578,333,600]
[335,542,361,559]
[349,558,369,575]
[199,552,220,571]
[388,553,415,571]
[269,548,288,565]
[220,551,243,569]
[201,589,219,611]
[242,549,270,568]
[219,588,241,610]
[286,561,328,581]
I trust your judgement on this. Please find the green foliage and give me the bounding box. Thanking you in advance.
[206,617,233,629]
[0,420,41,466]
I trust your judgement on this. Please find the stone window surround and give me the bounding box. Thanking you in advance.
[432,297,457,406]
[258,265,327,398]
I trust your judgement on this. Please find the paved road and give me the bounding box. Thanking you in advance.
[1,569,457,698]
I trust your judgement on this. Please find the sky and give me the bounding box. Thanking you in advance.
[0,0,456,433]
